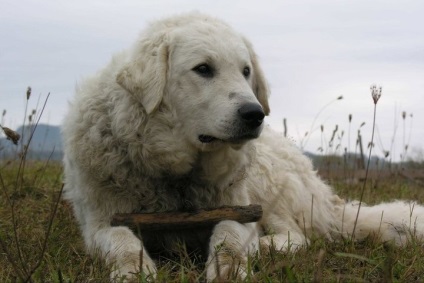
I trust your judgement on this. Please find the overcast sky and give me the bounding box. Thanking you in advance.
[1,0,423,160]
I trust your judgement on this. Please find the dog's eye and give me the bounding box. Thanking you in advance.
[243,66,250,78]
[193,64,214,78]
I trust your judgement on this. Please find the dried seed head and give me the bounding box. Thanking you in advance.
[384,151,390,158]
[320,125,324,132]
[337,95,343,100]
[360,122,366,128]
[26,86,32,100]
[370,84,382,104]
[348,114,352,123]
[402,111,406,120]
[330,125,338,143]
[2,110,5,117]
[1,126,20,145]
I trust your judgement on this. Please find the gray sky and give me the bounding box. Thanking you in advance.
[1,0,423,161]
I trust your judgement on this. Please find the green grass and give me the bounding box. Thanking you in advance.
[1,161,424,282]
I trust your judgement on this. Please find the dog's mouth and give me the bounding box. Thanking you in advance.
[198,135,219,143]
[198,134,258,144]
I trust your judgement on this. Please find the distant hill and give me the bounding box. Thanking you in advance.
[305,151,388,170]
[0,124,63,160]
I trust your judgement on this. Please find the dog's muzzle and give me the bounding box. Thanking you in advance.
[198,103,265,144]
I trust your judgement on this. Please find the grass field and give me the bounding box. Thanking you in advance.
[1,159,424,282]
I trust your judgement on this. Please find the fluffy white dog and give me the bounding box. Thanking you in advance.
[62,12,424,281]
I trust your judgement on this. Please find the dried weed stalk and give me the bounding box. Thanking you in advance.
[352,84,382,238]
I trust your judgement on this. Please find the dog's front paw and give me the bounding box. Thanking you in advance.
[205,251,248,282]
[260,234,304,252]
[110,250,157,282]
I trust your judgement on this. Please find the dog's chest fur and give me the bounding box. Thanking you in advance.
[132,169,246,213]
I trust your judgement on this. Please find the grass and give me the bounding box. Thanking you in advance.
[1,161,424,282]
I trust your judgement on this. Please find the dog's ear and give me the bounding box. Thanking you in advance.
[243,37,270,116]
[116,36,169,115]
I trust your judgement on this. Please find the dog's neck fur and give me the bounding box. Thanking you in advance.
[196,145,252,188]
[138,140,253,189]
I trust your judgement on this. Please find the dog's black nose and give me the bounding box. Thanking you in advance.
[238,103,265,128]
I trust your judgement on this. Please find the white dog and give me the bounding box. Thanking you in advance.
[62,12,424,281]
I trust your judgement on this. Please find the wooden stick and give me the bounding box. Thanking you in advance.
[111,204,262,231]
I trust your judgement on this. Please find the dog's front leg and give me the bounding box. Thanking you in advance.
[206,220,259,282]
[86,225,157,281]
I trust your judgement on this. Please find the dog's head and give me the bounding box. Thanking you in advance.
[117,13,270,151]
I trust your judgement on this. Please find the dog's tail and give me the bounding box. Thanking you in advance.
[334,200,424,245]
